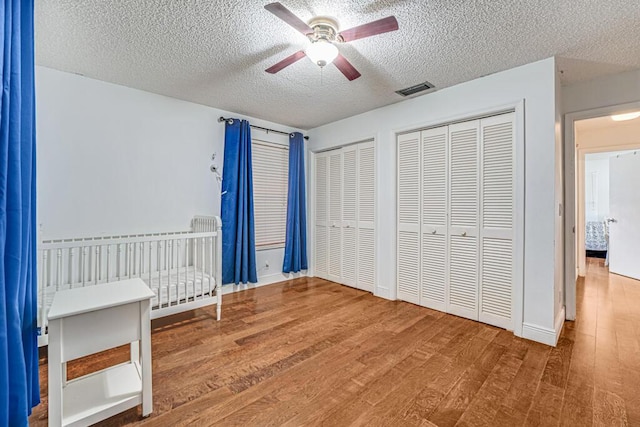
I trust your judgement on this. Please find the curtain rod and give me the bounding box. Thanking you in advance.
[218,116,309,140]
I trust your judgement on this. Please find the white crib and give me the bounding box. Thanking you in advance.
[37,216,222,347]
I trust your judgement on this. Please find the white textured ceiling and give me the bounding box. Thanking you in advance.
[35,0,640,129]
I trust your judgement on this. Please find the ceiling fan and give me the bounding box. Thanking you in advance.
[264,2,399,81]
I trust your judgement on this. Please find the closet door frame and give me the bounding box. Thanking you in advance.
[393,101,525,337]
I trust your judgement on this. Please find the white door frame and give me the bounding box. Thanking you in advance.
[564,101,640,321]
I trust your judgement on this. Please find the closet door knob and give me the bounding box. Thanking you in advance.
[461,231,467,237]
[432,229,437,234]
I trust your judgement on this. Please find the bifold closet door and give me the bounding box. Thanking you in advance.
[447,120,480,321]
[327,150,343,283]
[314,153,329,279]
[341,146,358,287]
[420,126,448,311]
[479,113,515,329]
[357,142,375,292]
[397,132,421,304]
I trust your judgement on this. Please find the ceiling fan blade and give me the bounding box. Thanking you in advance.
[338,16,398,42]
[264,2,313,36]
[333,54,361,81]
[265,50,307,74]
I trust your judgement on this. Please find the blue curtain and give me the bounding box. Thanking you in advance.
[0,0,40,424]
[282,132,308,273]
[221,119,257,284]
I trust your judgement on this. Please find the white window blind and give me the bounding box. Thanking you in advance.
[252,139,289,248]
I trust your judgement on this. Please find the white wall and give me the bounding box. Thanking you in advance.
[563,69,640,114]
[584,156,610,223]
[308,57,561,343]
[36,66,306,285]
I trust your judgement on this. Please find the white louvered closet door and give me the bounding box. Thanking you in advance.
[357,141,375,292]
[342,146,358,288]
[397,132,421,304]
[314,153,329,279]
[327,150,343,283]
[420,126,448,311]
[447,120,480,321]
[479,113,515,329]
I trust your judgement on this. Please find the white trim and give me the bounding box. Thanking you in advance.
[223,271,307,294]
[308,149,316,279]
[390,100,523,136]
[555,305,566,342]
[564,100,640,321]
[513,100,526,338]
[521,324,556,346]
[522,306,565,346]
[374,286,392,300]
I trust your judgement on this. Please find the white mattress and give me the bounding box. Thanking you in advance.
[39,267,216,313]
[148,267,216,307]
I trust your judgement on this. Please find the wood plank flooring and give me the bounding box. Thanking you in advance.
[29,258,639,426]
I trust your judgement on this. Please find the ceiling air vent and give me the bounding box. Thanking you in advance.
[395,81,435,97]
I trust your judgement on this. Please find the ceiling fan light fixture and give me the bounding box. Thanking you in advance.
[305,39,338,67]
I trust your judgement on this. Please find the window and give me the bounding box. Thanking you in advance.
[252,139,289,248]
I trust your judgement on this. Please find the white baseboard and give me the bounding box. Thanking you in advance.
[522,306,565,347]
[374,287,392,300]
[555,305,566,342]
[222,271,307,295]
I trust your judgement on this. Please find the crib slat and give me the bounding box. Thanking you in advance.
[173,239,177,306]
[169,240,173,307]
[209,236,214,296]
[201,237,205,301]
[81,247,86,286]
[192,238,196,300]
[170,239,174,271]
[106,245,111,282]
[139,242,143,277]
[148,242,153,303]
[92,246,98,284]
[177,240,182,303]
[116,244,121,280]
[56,249,62,291]
[158,241,162,306]
[68,247,74,287]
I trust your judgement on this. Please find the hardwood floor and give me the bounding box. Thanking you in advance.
[29,258,639,426]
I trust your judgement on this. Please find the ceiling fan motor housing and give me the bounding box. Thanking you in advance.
[307,17,339,43]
